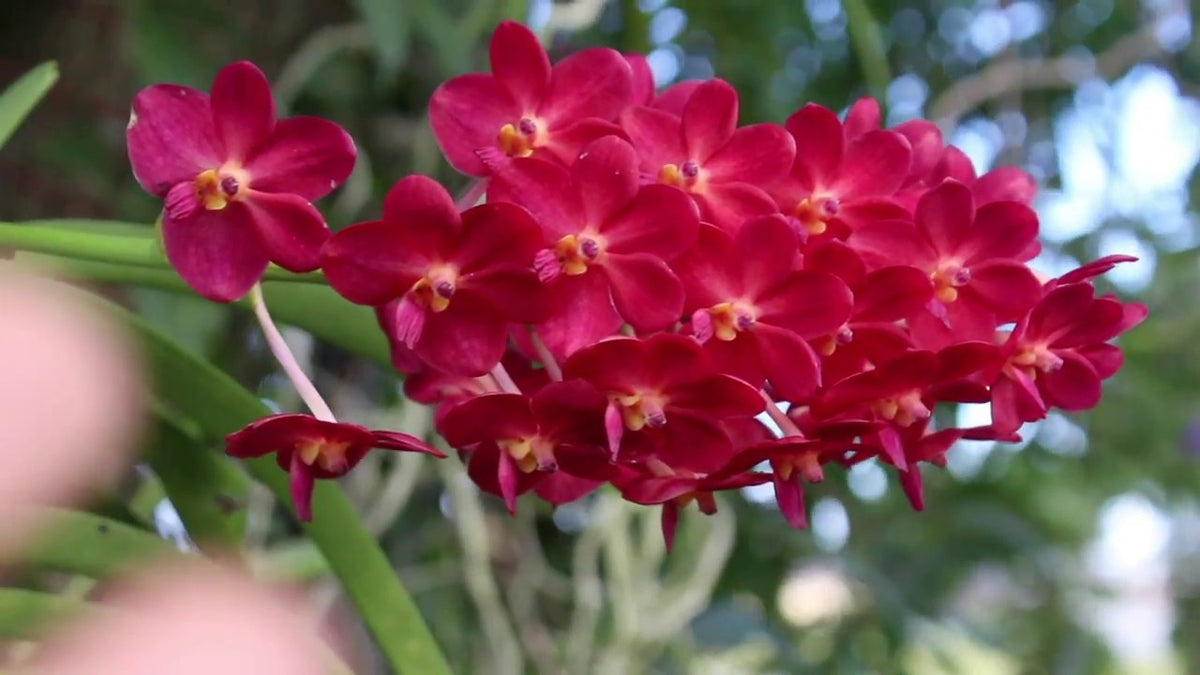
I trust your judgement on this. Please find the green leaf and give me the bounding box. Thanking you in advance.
[354,0,411,76]
[143,411,252,550]
[101,295,450,675]
[0,588,98,640]
[0,61,59,150]
[17,509,181,578]
[17,254,391,366]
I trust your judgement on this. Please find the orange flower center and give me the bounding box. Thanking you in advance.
[410,266,459,313]
[497,117,543,158]
[534,234,603,281]
[193,166,248,211]
[792,196,839,236]
[296,438,352,473]
[930,263,972,303]
[871,389,930,427]
[1009,343,1063,380]
[497,437,557,473]
[694,301,756,343]
[775,451,825,483]
[613,391,668,432]
[658,160,703,192]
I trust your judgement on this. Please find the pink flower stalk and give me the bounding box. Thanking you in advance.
[127,61,356,301]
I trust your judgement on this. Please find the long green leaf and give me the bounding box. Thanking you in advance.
[143,412,252,550]
[17,509,181,578]
[104,297,450,675]
[22,255,391,365]
[0,588,97,640]
[0,62,58,150]
[354,0,411,76]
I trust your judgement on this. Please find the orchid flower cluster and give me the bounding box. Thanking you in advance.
[125,21,1145,546]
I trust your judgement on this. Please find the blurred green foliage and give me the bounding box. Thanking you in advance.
[0,0,1197,673]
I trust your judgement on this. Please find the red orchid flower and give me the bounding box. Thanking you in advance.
[869,420,963,511]
[813,345,1002,467]
[127,61,356,302]
[488,136,700,358]
[803,240,933,384]
[321,175,548,376]
[429,21,632,177]
[562,333,765,473]
[849,180,1044,348]
[611,459,770,551]
[620,78,795,231]
[990,282,1148,436]
[673,215,854,401]
[438,381,610,512]
[771,103,912,241]
[226,414,442,522]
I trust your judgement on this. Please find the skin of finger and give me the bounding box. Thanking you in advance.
[0,270,143,549]
[23,564,327,675]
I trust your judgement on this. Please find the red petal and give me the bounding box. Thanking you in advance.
[162,205,268,302]
[603,184,699,258]
[496,449,521,513]
[531,380,608,442]
[415,300,510,376]
[626,53,654,104]
[645,333,712,388]
[243,191,329,272]
[429,74,520,177]
[704,123,795,186]
[321,220,430,306]
[849,219,938,270]
[774,473,809,529]
[653,411,737,473]
[455,202,544,272]
[382,174,461,239]
[936,341,1003,382]
[694,182,778,233]
[757,271,854,339]
[438,393,535,448]
[674,224,743,310]
[703,334,765,389]
[653,81,701,115]
[667,373,764,418]
[843,98,881,139]
[539,48,632,126]
[682,79,738,161]
[968,261,1043,321]
[602,252,685,332]
[736,215,801,294]
[289,454,316,522]
[833,130,911,197]
[243,117,356,201]
[755,323,822,400]
[973,166,1036,205]
[620,106,685,171]
[1025,283,1094,342]
[226,413,317,458]
[490,21,550,110]
[961,200,1039,263]
[211,61,276,161]
[538,117,628,166]
[127,84,221,195]
[488,156,581,241]
[805,240,866,289]
[371,430,444,456]
[875,425,908,471]
[898,465,925,511]
[1039,351,1101,410]
[990,371,1046,435]
[463,265,547,324]
[784,104,843,186]
[893,120,944,183]
[916,179,975,255]
[533,472,603,505]
[1078,343,1124,379]
[564,337,649,392]
[573,136,639,225]
[854,266,934,322]
[534,272,624,360]
[661,502,680,552]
